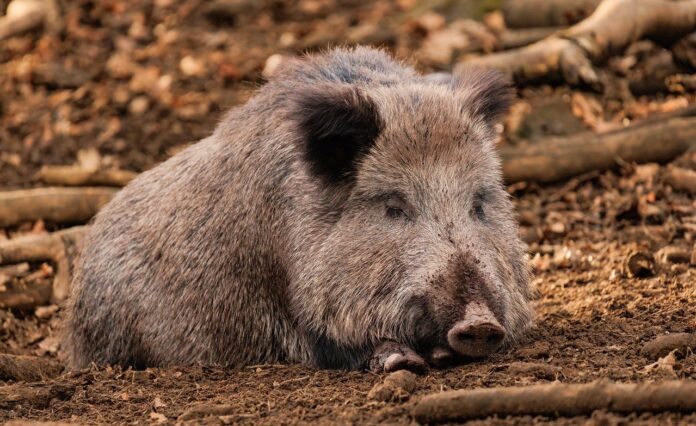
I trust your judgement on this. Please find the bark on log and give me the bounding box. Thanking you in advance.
[0,187,117,227]
[501,117,696,183]
[459,0,696,87]
[38,165,137,187]
[413,380,696,423]
[497,27,561,50]
[0,354,63,382]
[502,0,601,28]
[0,227,86,303]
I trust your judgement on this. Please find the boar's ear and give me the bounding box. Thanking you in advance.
[457,67,513,123]
[289,85,382,184]
[429,68,514,123]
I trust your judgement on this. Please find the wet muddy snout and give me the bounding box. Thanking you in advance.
[446,301,505,358]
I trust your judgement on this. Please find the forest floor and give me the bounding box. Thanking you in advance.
[1,0,695,424]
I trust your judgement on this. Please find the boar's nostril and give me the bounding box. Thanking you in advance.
[447,320,506,358]
[457,332,476,344]
[487,331,504,345]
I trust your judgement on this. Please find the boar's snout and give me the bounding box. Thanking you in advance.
[447,301,505,358]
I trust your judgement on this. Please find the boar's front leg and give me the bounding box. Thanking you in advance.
[368,341,428,375]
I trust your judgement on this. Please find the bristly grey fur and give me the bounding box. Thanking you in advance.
[64,46,533,370]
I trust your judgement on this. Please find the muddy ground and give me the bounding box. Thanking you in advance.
[1,0,695,424]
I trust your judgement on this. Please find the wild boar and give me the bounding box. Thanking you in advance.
[65,46,533,373]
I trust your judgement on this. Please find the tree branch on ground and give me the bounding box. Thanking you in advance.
[413,380,696,423]
[38,165,137,187]
[502,0,601,28]
[0,0,60,40]
[458,0,696,87]
[0,187,117,228]
[0,226,86,303]
[501,116,696,183]
[0,354,63,381]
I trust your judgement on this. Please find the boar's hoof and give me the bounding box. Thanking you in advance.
[428,346,458,369]
[368,341,428,375]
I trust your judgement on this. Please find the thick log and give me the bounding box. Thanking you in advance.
[0,226,86,303]
[413,380,696,423]
[459,0,696,87]
[501,117,696,183]
[0,187,117,227]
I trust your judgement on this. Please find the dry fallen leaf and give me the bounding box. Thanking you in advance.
[153,396,167,409]
[643,349,680,376]
[149,412,167,423]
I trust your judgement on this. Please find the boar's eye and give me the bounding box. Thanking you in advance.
[471,190,487,221]
[384,193,411,221]
[386,205,407,219]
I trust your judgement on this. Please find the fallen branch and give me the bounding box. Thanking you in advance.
[458,0,696,86]
[502,0,600,28]
[0,226,86,303]
[664,166,696,195]
[501,117,696,183]
[39,165,137,187]
[0,187,117,227]
[0,382,75,410]
[0,354,63,382]
[0,273,52,310]
[413,380,696,423]
[0,0,59,41]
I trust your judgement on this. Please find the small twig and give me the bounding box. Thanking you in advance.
[273,376,310,388]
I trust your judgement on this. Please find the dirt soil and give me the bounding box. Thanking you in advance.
[1,0,695,424]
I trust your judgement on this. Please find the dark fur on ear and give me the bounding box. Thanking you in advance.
[289,84,383,184]
[427,68,514,123]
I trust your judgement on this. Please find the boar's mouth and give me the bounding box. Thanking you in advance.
[404,292,508,364]
[404,295,448,353]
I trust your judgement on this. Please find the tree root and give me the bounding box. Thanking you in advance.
[0,187,117,227]
[0,226,86,303]
[501,117,696,183]
[413,380,696,423]
[458,0,696,87]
